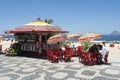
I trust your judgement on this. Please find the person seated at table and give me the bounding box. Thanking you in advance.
[72,44,77,56]
[88,44,99,65]
[88,44,99,54]
[64,43,70,50]
[56,42,62,50]
[97,44,104,64]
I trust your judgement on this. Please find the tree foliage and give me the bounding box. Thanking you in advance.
[44,18,53,24]
[82,41,90,51]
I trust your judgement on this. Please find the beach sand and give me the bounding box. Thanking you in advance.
[106,43,120,63]
[0,40,15,52]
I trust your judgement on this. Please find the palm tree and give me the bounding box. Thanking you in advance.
[44,18,53,24]
[44,18,62,31]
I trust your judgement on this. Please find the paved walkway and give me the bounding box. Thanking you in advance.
[0,54,120,80]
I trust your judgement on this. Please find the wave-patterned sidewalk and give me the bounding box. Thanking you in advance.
[0,53,119,80]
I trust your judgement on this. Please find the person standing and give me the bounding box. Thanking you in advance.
[101,42,109,64]
[0,42,2,51]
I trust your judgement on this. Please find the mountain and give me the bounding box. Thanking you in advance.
[110,31,120,35]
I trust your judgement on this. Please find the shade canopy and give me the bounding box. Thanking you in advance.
[67,34,80,39]
[78,32,101,41]
[47,34,66,44]
[7,18,68,34]
[0,35,4,39]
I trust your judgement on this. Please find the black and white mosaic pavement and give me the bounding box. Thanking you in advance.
[0,54,120,80]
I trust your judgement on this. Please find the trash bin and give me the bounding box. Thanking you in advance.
[109,43,114,47]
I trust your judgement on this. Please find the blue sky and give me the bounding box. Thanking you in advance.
[0,0,120,35]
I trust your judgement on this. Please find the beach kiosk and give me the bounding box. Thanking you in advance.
[7,18,68,56]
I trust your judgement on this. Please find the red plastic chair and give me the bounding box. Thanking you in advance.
[83,52,89,65]
[77,46,83,62]
[82,52,95,66]
[90,52,97,65]
[46,48,52,61]
[51,50,58,63]
[89,52,95,65]
[64,48,73,62]
[57,50,63,62]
